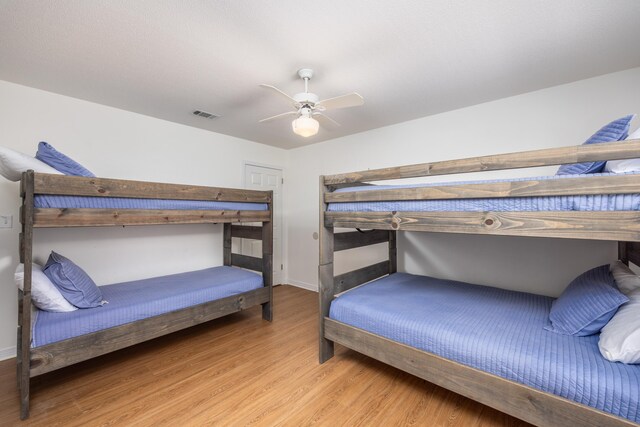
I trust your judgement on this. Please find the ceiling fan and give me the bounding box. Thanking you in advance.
[259,68,364,137]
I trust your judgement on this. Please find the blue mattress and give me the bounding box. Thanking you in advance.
[328,172,640,212]
[32,266,263,347]
[34,195,268,211]
[329,272,640,422]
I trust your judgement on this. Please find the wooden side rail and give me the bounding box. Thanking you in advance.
[31,208,270,227]
[324,139,640,185]
[31,173,271,203]
[325,210,640,242]
[324,319,636,427]
[30,287,270,377]
[325,174,640,203]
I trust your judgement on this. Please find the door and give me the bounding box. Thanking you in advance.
[243,164,283,285]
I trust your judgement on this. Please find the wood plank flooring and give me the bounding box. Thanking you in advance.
[0,285,531,426]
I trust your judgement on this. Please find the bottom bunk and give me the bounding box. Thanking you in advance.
[324,272,640,427]
[28,266,269,377]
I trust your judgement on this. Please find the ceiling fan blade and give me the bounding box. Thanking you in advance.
[259,111,298,123]
[316,92,364,110]
[313,112,341,129]
[259,84,300,108]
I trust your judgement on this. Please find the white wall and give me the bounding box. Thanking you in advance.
[0,80,286,358]
[286,67,640,295]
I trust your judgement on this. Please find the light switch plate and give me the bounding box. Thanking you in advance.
[0,215,13,228]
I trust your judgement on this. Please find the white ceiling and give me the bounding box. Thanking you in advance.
[1,1,640,149]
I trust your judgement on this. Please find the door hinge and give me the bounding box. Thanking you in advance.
[281,264,283,270]
[281,177,284,184]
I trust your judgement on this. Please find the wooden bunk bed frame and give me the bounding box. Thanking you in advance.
[319,140,640,427]
[17,171,274,419]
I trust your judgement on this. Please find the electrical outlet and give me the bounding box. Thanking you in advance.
[0,215,12,229]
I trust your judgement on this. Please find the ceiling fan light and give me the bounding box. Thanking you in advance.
[292,116,319,137]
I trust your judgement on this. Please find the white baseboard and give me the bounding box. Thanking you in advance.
[287,280,318,292]
[0,346,16,361]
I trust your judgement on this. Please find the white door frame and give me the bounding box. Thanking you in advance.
[243,161,285,285]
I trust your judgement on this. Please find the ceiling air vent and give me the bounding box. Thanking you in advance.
[192,110,219,119]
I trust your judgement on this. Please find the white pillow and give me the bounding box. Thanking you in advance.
[599,289,640,364]
[604,127,640,173]
[0,146,63,181]
[610,260,640,295]
[14,263,77,312]
[603,158,640,173]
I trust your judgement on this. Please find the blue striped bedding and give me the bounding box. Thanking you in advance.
[32,266,263,347]
[329,272,640,422]
[327,172,640,212]
[34,195,268,211]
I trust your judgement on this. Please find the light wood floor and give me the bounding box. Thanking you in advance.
[0,285,531,426]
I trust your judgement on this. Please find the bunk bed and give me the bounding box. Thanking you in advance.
[17,171,274,419]
[318,140,640,427]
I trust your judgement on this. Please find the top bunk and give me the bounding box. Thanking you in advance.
[21,171,272,228]
[321,140,640,241]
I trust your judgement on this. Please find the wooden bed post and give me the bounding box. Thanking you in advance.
[319,176,335,363]
[261,192,274,322]
[18,170,34,420]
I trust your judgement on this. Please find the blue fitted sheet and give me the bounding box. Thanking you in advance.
[34,195,268,211]
[329,272,640,422]
[33,266,263,347]
[328,172,640,212]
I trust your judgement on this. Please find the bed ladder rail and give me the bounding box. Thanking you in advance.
[333,230,397,293]
[319,174,398,362]
[224,222,273,321]
[224,224,264,272]
[318,228,397,363]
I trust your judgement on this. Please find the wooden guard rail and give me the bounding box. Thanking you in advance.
[320,141,640,242]
[323,139,640,185]
[325,174,640,203]
[32,173,271,202]
[27,173,272,228]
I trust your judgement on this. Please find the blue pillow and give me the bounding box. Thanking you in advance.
[36,142,95,177]
[43,251,105,308]
[556,115,635,175]
[546,265,628,336]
